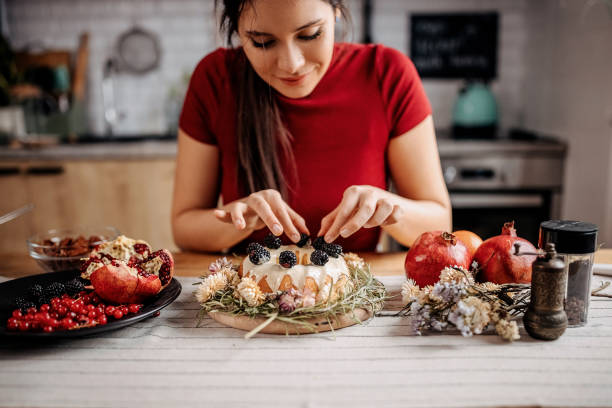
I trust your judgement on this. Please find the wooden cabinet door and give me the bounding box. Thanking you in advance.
[0,163,30,253]
[0,159,177,256]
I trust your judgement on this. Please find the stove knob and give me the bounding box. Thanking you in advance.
[444,166,457,184]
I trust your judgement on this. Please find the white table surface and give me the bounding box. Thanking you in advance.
[1,272,611,408]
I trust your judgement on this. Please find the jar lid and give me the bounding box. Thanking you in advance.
[539,220,598,254]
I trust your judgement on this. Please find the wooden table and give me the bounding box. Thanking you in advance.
[1,250,612,407]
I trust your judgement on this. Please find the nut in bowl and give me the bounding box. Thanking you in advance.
[27,226,120,272]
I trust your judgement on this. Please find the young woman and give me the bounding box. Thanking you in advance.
[172,0,451,253]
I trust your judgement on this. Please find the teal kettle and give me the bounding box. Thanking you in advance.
[452,81,499,139]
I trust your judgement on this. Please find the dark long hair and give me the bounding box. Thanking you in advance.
[215,0,350,199]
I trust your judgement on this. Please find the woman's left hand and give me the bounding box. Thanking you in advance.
[318,185,404,243]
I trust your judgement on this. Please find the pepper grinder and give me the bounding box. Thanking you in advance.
[516,243,568,340]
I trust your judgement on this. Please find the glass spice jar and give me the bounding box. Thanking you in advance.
[539,220,598,327]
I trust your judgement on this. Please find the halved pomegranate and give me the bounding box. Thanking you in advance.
[82,235,174,304]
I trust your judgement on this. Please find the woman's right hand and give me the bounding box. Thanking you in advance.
[213,189,309,243]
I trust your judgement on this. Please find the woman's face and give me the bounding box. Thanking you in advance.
[238,0,337,99]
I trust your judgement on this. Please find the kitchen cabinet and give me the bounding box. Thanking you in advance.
[0,159,176,255]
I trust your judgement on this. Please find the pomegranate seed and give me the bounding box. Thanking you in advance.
[98,315,108,325]
[105,306,116,316]
[12,310,22,318]
[40,304,50,312]
[43,326,54,333]
[113,310,124,320]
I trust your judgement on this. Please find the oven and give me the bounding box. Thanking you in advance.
[440,140,566,245]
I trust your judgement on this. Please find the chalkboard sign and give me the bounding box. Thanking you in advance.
[409,13,498,79]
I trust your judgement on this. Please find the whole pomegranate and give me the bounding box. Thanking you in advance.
[473,221,536,284]
[404,231,471,287]
[82,236,174,304]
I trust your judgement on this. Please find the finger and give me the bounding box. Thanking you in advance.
[363,200,394,228]
[335,195,378,239]
[213,209,232,223]
[267,195,301,242]
[229,203,248,230]
[318,206,339,236]
[324,193,360,242]
[287,207,310,235]
[381,205,404,226]
[248,195,283,235]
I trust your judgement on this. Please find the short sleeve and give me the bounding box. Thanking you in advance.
[375,45,432,138]
[178,49,228,145]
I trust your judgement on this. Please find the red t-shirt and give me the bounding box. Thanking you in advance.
[179,43,431,252]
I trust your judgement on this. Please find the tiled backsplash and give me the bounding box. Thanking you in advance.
[7,0,529,136]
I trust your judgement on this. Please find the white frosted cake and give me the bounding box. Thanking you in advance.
[239,243,351,303]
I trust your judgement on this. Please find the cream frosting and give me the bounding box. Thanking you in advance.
[242,244,350,292]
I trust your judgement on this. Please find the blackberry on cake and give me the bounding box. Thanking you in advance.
[246,242,263,254]
[311,249,329,266]
[279,251,297,268]
[312,236,327,250]
[324,243,343,258]
[296,233,310,248]
[249,247,271,265]
[263,233,282,249]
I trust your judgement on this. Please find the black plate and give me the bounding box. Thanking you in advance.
[0,269,181,338]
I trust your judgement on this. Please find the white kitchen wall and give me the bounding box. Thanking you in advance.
[7,0,218,136]
[371,0,529,134]
[7,0,529,136]
[523,0,612,244]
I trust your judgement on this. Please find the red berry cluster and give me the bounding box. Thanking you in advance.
[6,291,143,333]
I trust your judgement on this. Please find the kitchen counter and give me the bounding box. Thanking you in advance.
[0,136,566,161]
[0,140,176,161]
[2,249,611,278]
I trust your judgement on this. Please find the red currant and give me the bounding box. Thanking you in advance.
[18,321,30,332]
[113,310,124,320]
[87,311,97,319]
[7,318,19,331]
[27,307,37,314]
[128,304,141,314]
[98,315,108,325]
[12,309,22,318]
[105,306,116,316]
[40,304,50,312]
[43,325,54,333]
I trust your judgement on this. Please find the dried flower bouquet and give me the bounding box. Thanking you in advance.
[400,266,530,341]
